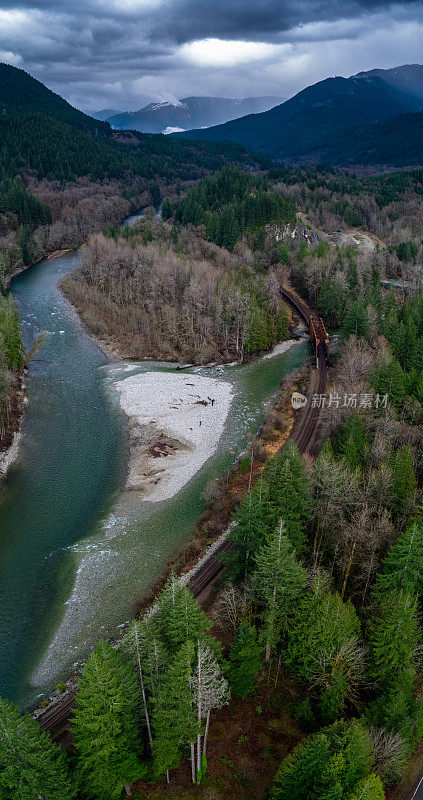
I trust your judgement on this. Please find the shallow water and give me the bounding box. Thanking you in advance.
[1,214,309,706]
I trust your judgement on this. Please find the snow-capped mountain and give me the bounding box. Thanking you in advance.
[106,96,284,133]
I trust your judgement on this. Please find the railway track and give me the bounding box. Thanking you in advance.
[187,288,328,596]
[36,691,75,749]
[38,288,328,747]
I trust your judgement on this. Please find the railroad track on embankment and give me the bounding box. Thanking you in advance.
[37,288,328,747]
[188,288,328,597]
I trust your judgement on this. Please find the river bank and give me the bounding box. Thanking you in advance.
[0,373,26,477]
[59,277,303,505]
[0,205,150,480]
[2,203,309,706]
[30,355,308,723]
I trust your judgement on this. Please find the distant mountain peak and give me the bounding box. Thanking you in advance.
[106,95,284,134]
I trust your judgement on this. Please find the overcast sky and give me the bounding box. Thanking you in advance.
[1,0,423,112]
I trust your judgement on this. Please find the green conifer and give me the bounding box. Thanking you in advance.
[252,522,307,660]
[269,720,382,800]
[389,446,417,517]
[336,410,368,472]
[0,697,75,800]
[226,478,270,582]
[366,590,419,688]
[375,520,423,598]
[152,641,198,780]
[228,620,262,699]
[72,640,141,800]
[155,577,212,652]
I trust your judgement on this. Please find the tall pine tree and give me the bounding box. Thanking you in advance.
[121,617,167,753]
[152,641,198,781]
[374,519,423,599]
[72,641,142,800]
[262,441,311,553]
[366,589,420,688]
[252,521,307,660]
[0,697,75,800]
[155,577,211,652]
[228,620,262,699]
[226,478,270,583]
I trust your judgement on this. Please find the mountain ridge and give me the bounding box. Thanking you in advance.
[0,62,268,184]
[106,95,284,133]
[173,65,423,165]
[0,62,110,135]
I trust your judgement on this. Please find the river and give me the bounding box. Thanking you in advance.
[0,211,309,707]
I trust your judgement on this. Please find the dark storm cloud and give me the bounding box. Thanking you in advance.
[147,0,420,44]
[2,0,421,42]
[1,0,422,111]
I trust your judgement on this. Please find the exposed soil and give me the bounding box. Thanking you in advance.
[0,372,26,468]
[133,635,304,800]
[297,211,387,252]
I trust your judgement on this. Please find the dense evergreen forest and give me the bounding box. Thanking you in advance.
[0,111,263,185]
[317,109,423,166]
[0,294,25,445]
[0,63,110,134]
[162,167,297,250]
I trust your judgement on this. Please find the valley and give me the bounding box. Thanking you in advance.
[0,46,423,800]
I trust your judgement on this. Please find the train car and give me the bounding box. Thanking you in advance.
[309,315,329,362]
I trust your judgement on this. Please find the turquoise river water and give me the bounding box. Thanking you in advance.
[0,211,309,707]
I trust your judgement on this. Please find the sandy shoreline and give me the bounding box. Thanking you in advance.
[114,371,233,501]
[0,375,26,479]
[0,430,22,477]
[262,337,304,360]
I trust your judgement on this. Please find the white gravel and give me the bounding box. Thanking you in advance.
[0,431,22,477]
[115,371,233,501]
[262,338,302,360]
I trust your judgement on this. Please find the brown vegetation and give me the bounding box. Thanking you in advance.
[133,657,303,800]
[61,216,291,364]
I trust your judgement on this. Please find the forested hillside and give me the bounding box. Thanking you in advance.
[163,167,297,249]
[0,65,267,460]
[0,63,109,134]
[271,166,423,260]
[174,69,423,164]
[61,204,291,363]
[0,110,262,184]
[316,110,423,166]
[0,64,266,282]
[61,167,300,364]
